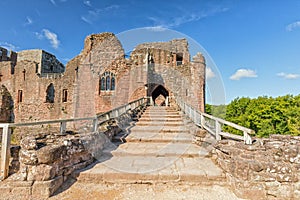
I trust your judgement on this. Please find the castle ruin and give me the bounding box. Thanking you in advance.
[0,32,206,123]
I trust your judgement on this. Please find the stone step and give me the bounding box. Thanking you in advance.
[102,142,209,158]
[74,156,226,185]
[143,110,179,114]
[138,118,182,122]
[140,114,182,118]
[129,127,190,133]
[135,121,184,127]
[113,131,193,143]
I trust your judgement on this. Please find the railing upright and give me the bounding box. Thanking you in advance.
[0,124,11,180]
[215,120,222,141]
[60,121,67,134]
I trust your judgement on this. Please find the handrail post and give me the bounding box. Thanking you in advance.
[244,131,252,145]
[193,109,197,124]
[92,118,98,132]
[200,113,205,128]
[215,120,222,141]
[60,121,67,134]
[0,124,11,180]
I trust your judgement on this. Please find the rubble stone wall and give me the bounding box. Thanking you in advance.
[215,135,300,200]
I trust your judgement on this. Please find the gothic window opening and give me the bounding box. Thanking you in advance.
[111,77,115,90]
[100,72,116,91]
[46,83,55,103]
[62,89,68,102]
[18,90,23,103]
[176,53,183,66]
[106,76,110,90]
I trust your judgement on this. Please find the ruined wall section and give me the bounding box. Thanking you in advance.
[74,33,128,117]
[13,60,74,123]
[18,50,64,74]
[0,57,17,122]
[215,135,300,200]
[134,38,190,66]
[129,38,205,110]
[191,53,206,112]
[0,47,17,63]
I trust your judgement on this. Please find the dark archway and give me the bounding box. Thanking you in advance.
[0,85,14,122]
[151,85,169,106]
[46,83,55,103]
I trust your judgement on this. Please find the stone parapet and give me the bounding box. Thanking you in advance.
[215,135,300,199]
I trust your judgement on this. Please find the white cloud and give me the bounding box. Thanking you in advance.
[43,29,60,49]
[286,21,300,32]
[206,67,216,80]
[35,29,60,49]
[277,72,300,79]
[144,26,167,32]
[81,16,92,24]
[0,42,18,51]
[50,0,56,5]
[230,69,257,80]
[81,5,120,24]
[24,16,33,26]
[83,0,91,7]
[148,7,229,28]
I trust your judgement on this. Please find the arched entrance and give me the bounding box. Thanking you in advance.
[150,85,169,106]
[0,85,14,122]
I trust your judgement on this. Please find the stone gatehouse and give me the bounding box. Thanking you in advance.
[0,32,206,123]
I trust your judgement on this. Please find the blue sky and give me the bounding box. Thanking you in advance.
[1,0,300,104]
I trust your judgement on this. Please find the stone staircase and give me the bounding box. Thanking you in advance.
[73,106,225,185]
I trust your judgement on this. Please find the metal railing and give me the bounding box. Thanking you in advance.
[175,97,254,145]
[0,97,148,180]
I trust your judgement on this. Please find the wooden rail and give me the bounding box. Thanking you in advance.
[0,97,148,180]
[175,98,254,145]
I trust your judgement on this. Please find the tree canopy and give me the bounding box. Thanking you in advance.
[223,95,300,137]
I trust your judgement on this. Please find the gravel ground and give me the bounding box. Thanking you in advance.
[50,179,244,200]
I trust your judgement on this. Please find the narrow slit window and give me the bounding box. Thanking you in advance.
[62,89,68,102]
[18,90,23,103]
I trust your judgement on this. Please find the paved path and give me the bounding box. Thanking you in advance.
[74,106,225,185]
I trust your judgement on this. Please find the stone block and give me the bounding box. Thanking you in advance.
[27,164,57,181]
[19,149,38,165]
[32,175,63,198]
[11,186,32,198]
[249,160,264,172]
[36,145,66,164]
[266,183,293,199]
[20,136,37,150]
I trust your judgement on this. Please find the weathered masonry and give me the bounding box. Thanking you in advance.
[0,32,205,124]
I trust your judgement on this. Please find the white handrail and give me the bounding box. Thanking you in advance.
[175,97,254,145]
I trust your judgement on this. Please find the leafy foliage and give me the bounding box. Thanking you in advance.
[224,95,300,137]
[205,104,226,119]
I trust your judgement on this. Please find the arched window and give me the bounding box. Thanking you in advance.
[111,77,115,90]
[106,76,110,90]
[46,83,55,103]
[100,72,116,91]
